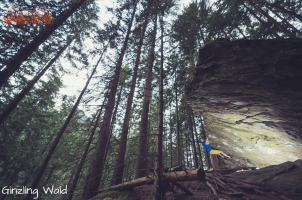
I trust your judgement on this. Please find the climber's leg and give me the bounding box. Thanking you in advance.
[220,151,231,159]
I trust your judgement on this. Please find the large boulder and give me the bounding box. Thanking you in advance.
[185,38,302,168]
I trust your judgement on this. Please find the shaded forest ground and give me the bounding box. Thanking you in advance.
[94,179,291,200]
[93,180,225,200]
[94,159,302,200]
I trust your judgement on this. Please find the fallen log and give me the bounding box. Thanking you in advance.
[98,168,205,192]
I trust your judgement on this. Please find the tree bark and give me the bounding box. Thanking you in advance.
[154,10,164,200]
[185,123,190,167]
[175,81,181,166]
[111,15,149,186]
[264,3,302,37]
[236,26,247,39]
[246,1,296,38]
[200,116,211,169]
[23,40,108,200]
[269,3,302,23]
[109,79,125,137]
[243,3,281,39]
[135,11,157,179]
[0,35,76,125]
[0,0,89,87]
[83,2,137,199]
[169,102,173,167]
[65,101,106,200]
[191,108,203,169]
[187,105,198,169]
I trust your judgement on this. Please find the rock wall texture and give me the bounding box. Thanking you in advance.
[185,39,302,168]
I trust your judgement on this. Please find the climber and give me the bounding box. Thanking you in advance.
[200,138,232,159]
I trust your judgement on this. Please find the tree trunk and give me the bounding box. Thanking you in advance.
[0,0,89,88]
[185,124,190,167]
[200,116,211,169]
[135,11,157,179]
[175,82,181,166]
[65,101,106,200]
[246,1,296,38]
[23,43,108,200]
[243,4,281,39]
[270,3,302,23]
[236,26,247,39]
[0,35,76,125]
[192,108,203,169]
[111,16,148,186]
[0,164,24,200]
[169,103,173,167]
[83,2,137,199]
[187,105,198,169]
[39,167,55,199]
[154,11,164,200]
[265,3,302,37]
[109,80,125,137]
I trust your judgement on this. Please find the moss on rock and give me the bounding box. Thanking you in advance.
[186,38,302,168]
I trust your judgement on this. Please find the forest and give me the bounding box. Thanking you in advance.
[0,0,301,199]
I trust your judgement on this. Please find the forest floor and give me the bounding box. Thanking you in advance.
[128,180,218,200]
[95,179,300,200]
[95,160,302,200]
[127,180,269,200]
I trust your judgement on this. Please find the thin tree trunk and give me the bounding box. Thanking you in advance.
[185,125,190,167]
[243,4,281,39]
[109,81,124,136]
[192,108,203,169]
[270,4,302,23]
[175,78,181,166]
[23,42,107,200]
[135,12,157,179]
[0,35,76,125]
[37,167,54,200]
[169,102,173,167]
[111,16,148,186]
[0,164,24,200]
[265,3,302,37]
[180,117,185,167]
[65,101,106,200]
[236,26,247,39]
[39,166,55,199]
[200,116,211,169]
[83,2,137,199]
[0,0,89,87]
[188,105,198,168]
[246,1,296,38]
[154,11,164,200]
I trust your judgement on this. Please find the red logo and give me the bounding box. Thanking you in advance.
[3,5,53,25]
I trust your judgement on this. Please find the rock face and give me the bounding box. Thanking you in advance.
[185,39,302,168]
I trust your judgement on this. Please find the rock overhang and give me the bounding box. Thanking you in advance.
[185,38,302,168]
